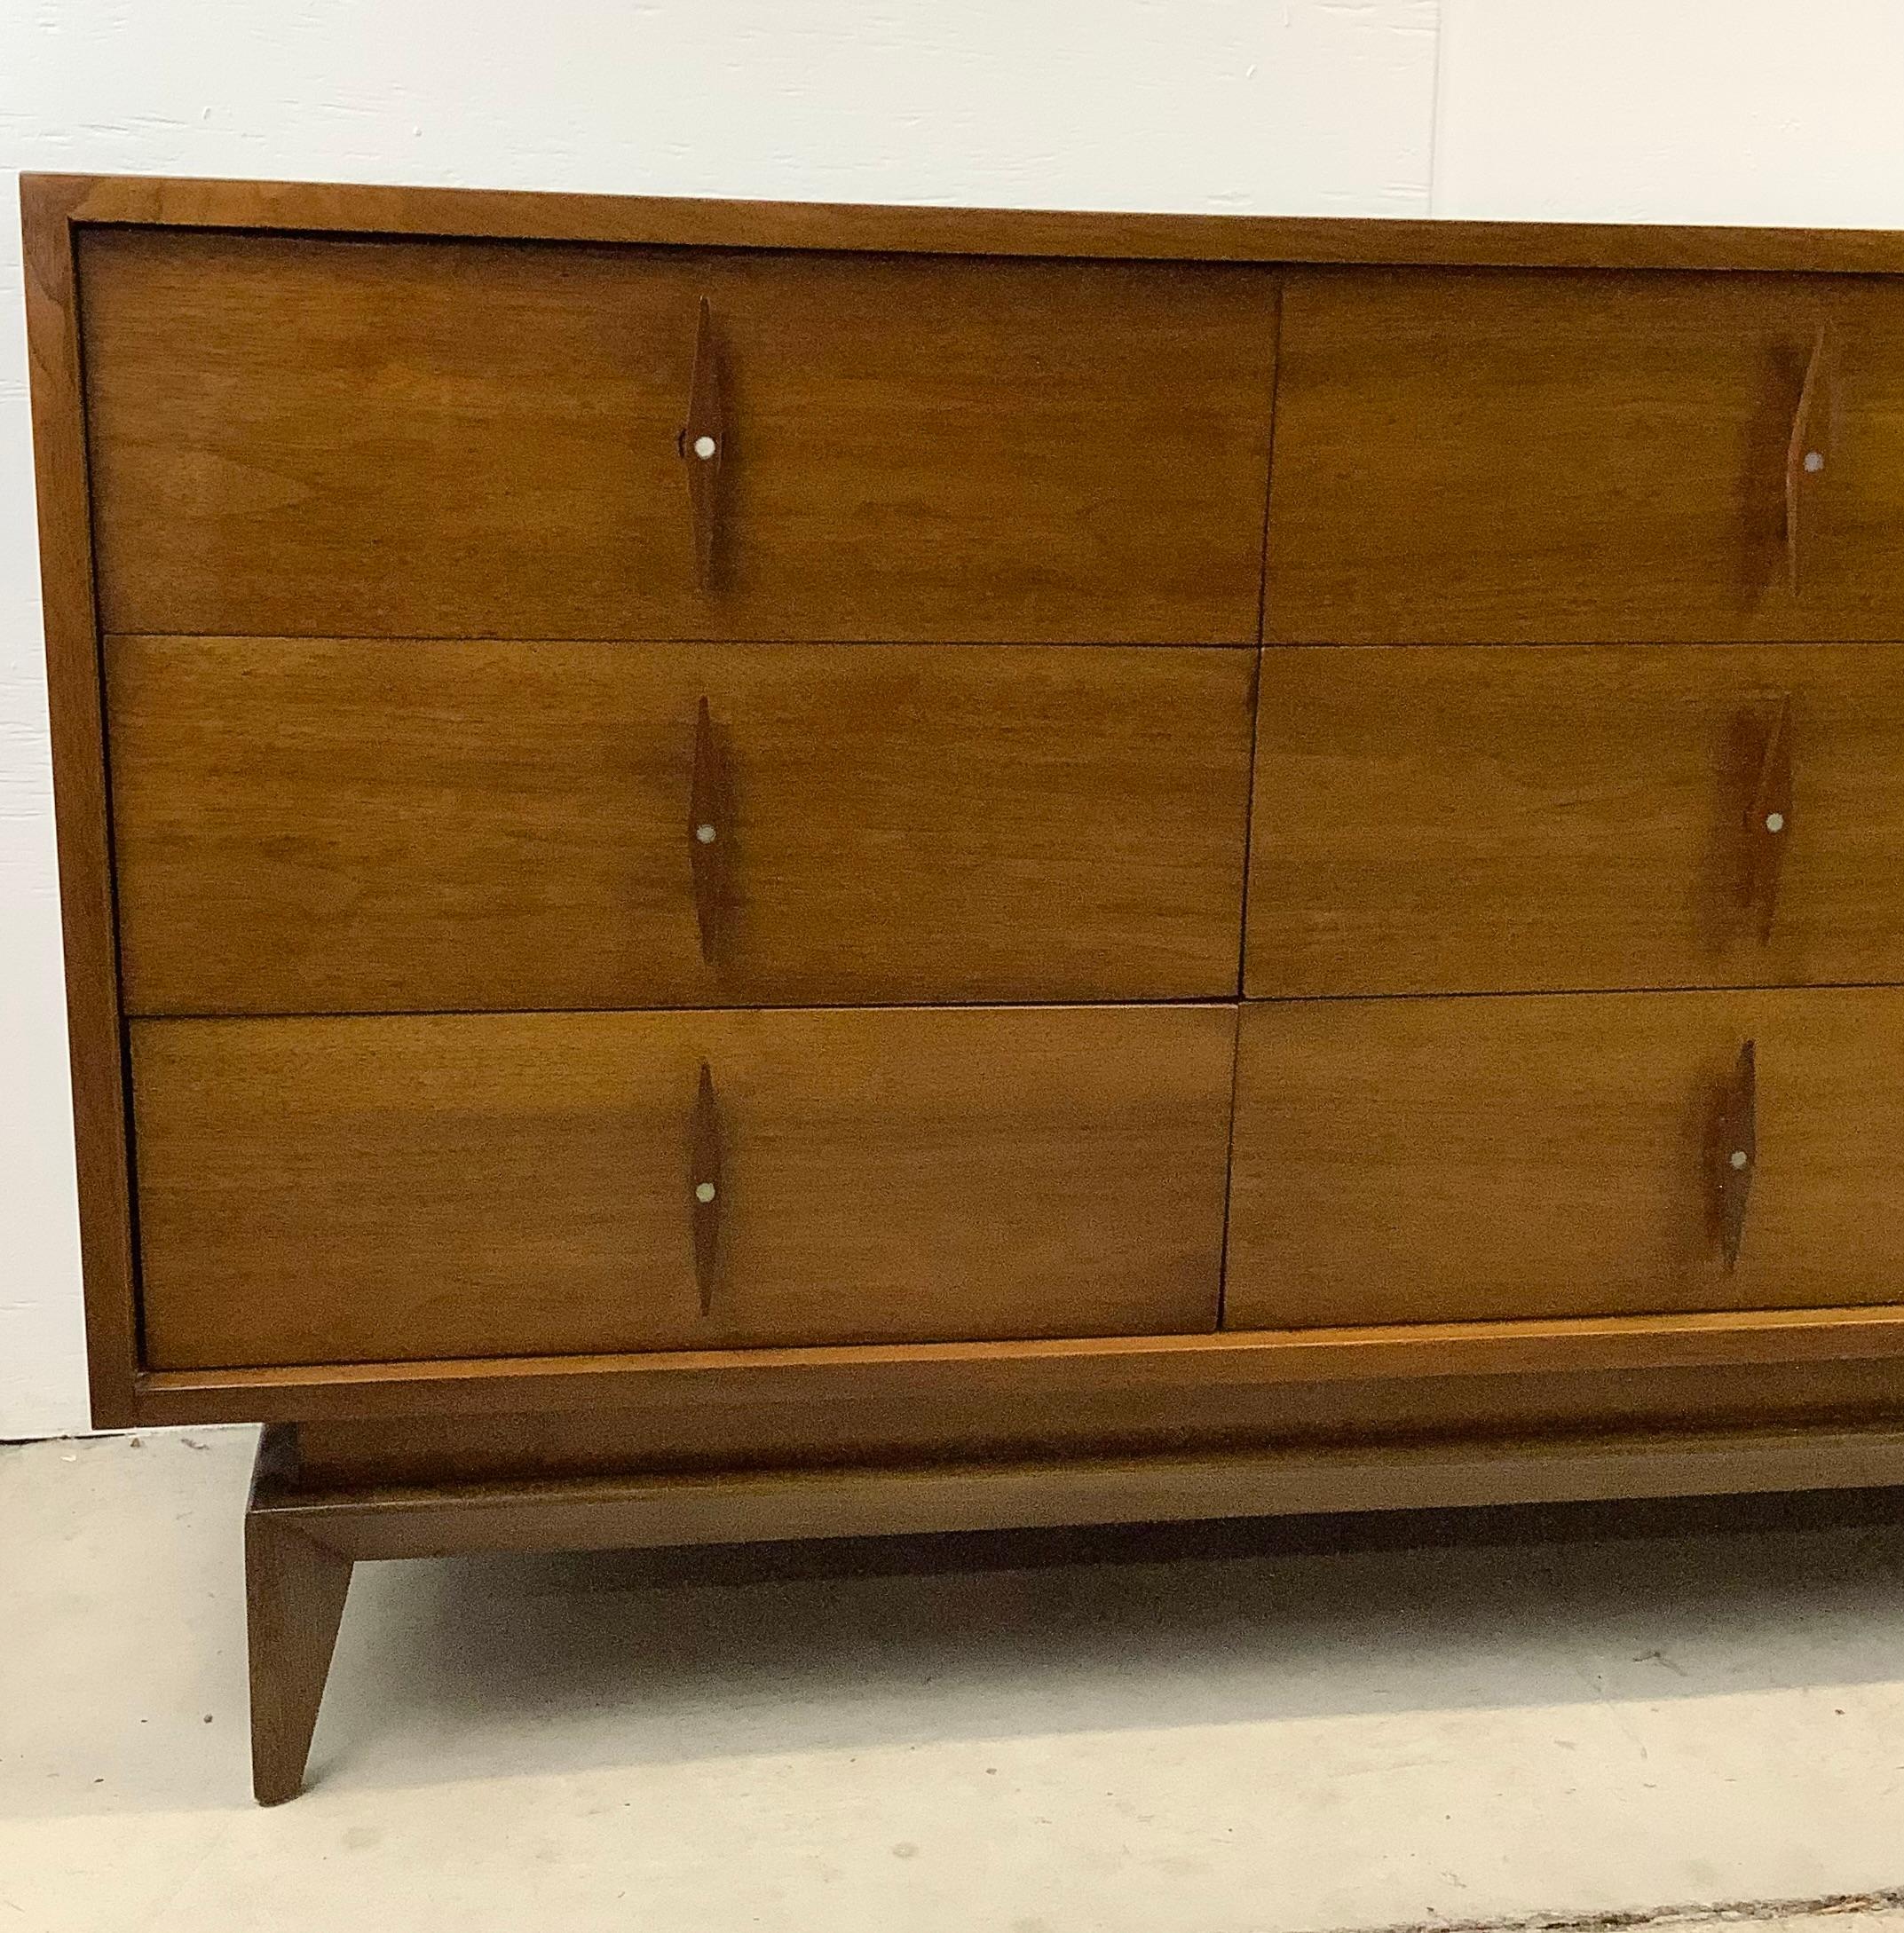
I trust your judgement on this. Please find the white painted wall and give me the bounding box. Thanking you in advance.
[2,1,1901,1436]
[1434,0,1904,227]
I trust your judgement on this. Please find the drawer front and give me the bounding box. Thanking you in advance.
[131,1006,1236,1368]
[108,639,1255,1014]
[1250,644,1904,998]
[81,230,1276,643]
[1266,269,1904,643]
[1227,989,1904,1330]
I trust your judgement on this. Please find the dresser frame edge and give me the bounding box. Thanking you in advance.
[22,171,1904,276]
[21,174,142,1427]
[124,1303,1904,1428]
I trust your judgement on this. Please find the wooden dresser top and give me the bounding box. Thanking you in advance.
[22,170,1904,275]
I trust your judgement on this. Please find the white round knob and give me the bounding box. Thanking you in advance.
[1765,811,1785,833]
[1804,450,1825,474]
[693,435,718,461]
[695,823,717,844]
[1729,1149,1750,1170]
[695,1180,717,1204]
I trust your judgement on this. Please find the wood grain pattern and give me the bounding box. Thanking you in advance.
[130,1006,1237,1369]
[80,229,1276,643]
[130,1302,1904,1427]
[18,176,141,1426]
[36,172,1904,276]
[1227,988,1904,1331]
[1248,645,1904,998]
[107,639,1254,1013]
[1266,269,1904,642]
[36,170,1904,1481]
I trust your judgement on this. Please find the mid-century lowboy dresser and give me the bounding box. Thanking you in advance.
[25,174,1904,1803]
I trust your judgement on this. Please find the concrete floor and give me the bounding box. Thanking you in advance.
[4,1432,1904,1933]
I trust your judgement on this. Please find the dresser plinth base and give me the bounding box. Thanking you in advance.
[244,1415,1904,1803]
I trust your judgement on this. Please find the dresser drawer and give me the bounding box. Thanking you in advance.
[1266,269,1904,643]
[131,1005,1236,1368]
[108,639,1254,1014]
[1227,989,1904,1330]
[1249,644,1904,998]
[80,229,1275,643]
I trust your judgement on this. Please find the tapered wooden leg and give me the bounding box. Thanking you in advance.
[246,1497,353,1805]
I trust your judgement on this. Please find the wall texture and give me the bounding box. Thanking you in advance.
[3,0,1901,1437]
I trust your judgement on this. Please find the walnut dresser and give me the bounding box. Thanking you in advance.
[26,174,1904,1804]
